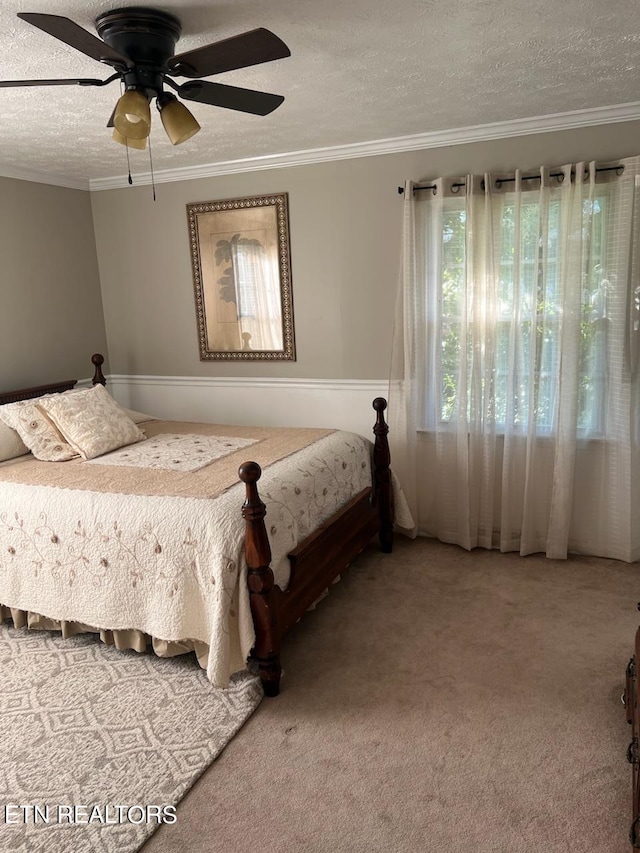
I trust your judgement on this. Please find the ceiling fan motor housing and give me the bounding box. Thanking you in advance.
[95,7,181,96]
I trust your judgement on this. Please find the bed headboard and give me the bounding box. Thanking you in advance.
[0,353,105,405]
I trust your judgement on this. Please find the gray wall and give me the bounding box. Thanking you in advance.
[90,119,640,380]
[0,178,107,391]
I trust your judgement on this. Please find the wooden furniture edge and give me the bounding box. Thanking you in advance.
[91,353,106,386]
[372,396,393,553]
[0,352,106,404]
[0,379,77,405]
[239,396,394,697]
[626,628,640,848]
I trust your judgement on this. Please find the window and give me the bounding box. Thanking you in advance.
[233,242,262,319]
[394,162,640,560]
[432,187,610,435]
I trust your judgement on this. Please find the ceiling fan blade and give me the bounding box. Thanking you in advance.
[17,13,129,69]
[0,77,111,88]
[177,80,284,116]
[169,28,290,78]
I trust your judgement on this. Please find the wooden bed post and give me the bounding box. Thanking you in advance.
[91,353,106,386]
[239,461,282,697]
[372,397,394,553]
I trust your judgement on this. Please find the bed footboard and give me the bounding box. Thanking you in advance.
[239,461,283,697]
[240,397,393,697]
[372,397,393,553]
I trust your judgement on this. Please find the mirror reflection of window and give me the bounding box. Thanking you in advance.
[232,239,283,351]
[214,233,283,351]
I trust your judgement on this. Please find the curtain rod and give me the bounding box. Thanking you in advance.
[397,164,625,195]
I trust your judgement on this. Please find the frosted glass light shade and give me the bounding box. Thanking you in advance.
[113,90,151,140]
[112,128,147,150]
[160,98,200,145]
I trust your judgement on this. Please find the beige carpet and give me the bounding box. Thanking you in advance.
[0,627,262,853]
[140,536,640,853]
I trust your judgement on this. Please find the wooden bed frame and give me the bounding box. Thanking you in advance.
[0,353,393,697]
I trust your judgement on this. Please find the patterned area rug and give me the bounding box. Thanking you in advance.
[0,624,263,852]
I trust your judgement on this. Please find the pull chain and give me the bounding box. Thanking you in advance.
[148,134,156,201]
[126,139,133,185]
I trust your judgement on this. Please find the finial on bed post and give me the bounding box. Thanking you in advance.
[372,398,394,553]
[239,461,282,697]
[91,353,106,386]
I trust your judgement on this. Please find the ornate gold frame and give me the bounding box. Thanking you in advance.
[187,193,295,361]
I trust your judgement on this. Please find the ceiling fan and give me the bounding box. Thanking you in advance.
[1,7,291,147]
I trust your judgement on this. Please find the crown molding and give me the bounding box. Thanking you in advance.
[89,100,640,191]
[5,101,638,192]
[0,165,89,191]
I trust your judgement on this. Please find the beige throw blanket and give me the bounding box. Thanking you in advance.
[0,421,332,498]
[0,422,373,686]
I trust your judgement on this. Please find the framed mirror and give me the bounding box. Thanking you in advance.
[187,193,295,361]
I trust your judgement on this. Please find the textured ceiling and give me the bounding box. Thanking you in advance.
[0,0,638,185]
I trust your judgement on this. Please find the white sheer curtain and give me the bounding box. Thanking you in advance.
[231,240,284,351]
[390,159,640,561]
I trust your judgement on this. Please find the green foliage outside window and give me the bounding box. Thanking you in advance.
[435,191,608,433]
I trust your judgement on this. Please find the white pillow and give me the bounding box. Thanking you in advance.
[0,420,29,463]
[0,399,77,461]
[123,407,158,424]
[38,384,145,460]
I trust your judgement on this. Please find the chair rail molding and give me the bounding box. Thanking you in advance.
[106,373,390,438]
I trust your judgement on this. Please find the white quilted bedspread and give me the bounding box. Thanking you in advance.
[0,431,381,686]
